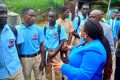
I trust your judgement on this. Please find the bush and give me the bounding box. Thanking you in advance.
[5,0,64,15]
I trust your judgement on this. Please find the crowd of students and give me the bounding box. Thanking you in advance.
[0,2,120,80]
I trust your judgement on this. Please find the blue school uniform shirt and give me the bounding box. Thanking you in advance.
[61,39,107,80]
[107,19,120,41]
[0,24,24,79]
[18,24,44,55]
[44,23,67,50]
[113,21,120,40]
[73,12,88,34]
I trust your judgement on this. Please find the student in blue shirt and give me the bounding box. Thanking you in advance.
[43,9,67,80]
[114,12,120,46]
[72,3,89,46]
[107,11,120,44]
[18,8,45,80]
[53,19,112,80]
[0,4,24,80]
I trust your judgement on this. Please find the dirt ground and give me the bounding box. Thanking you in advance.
[31,57,116,80]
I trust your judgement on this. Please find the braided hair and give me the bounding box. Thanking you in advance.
[84,19,112,80]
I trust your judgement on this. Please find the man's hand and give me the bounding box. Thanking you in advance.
[73,31,80,38]
[53,59,63,72]
[48,54,55,59]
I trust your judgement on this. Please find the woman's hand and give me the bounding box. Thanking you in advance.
[53,59,63,72]
[66,44,72,50]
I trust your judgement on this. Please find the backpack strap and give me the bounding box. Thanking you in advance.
[44,25,47,35]
[10,26,18,44]
[10,26,21,58]
[57,24,61,44]
[78,16,81,27]
[75,16,81,32]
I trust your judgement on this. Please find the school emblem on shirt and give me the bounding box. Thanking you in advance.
[8,39,14,48]
[32,34,37,40]
[54,33,58,38]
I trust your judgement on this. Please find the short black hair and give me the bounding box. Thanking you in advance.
[49,8,57,19]
[116,10,120,14]
[113,11,117,14]
[22,7,33,15]
[82,3,89,7]
[61,6,69,13]
[49,8,57,14]
[0,4,7,10]
[84,20,112,78]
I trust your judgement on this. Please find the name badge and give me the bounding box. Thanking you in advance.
[54,33,58,38]
[8,39,14,48]
[32,34,37,40]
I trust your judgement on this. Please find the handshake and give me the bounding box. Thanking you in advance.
[60,45,72,53]
[60,45,72,64]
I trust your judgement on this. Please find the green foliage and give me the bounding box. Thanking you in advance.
[5,0,64,14]
[111,0,120,7]
[53,0,64,13]
[91,0,120,13]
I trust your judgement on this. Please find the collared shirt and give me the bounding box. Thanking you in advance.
[100,22,114,53]
[112,20,120,40]
[73,12,88,34]
[56,18,74,35]
[44,23,67,50]
[0,24,24,79]
[107,19,120,41]
[18,24,44,55]
[67,12,72,21]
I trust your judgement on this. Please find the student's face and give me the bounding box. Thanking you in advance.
[116,13,120,20]
[48,11,56,23]
[112,13,116,19]
[0,5,7,25]
[24,9,36,25]
[62,9,70,18]
[81,5,89,15]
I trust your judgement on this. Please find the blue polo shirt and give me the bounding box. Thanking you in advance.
[44,23,67,50]
[19,24,44,55]
[0,24,24,79]
[73,12,88,34]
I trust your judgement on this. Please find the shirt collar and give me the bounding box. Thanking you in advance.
[20,23,34,30]
[20,23,26,29]
[47,23,58,29]
[78,12,88,20]
[58,18,69,22]
[2,24,10,32]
